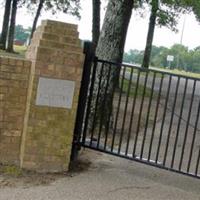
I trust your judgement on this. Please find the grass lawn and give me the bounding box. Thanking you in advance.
[14,45,27,56]
[121,78,153,98]
[125,65,200,79]
[124,63,200,79]
[0,45,27,58]
[150,67,200,79]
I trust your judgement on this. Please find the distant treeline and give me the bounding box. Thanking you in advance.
[123,44,200,73]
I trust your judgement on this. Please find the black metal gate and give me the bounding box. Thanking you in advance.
[72,42,200,179]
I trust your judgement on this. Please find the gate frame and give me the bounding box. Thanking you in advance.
[71,42,200,180]
[71,41,95,161]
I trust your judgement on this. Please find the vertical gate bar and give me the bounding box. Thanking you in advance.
[195,147,200,175]
[179,80,196,171]
[82,58,98,145]
[163,77,180,166]
[171,79,188,168]
[187,98,200,173]
[132,70,149,158]
[140,72,156,159]
[125,70,141,155]
[111,66,126,152]
[118,67,134,154]
[148,73,164,161]
[155,75,172,164]
[71,42,94,161]
[96,62,112,149]
[104,64,117,150]
[90,62,105,146]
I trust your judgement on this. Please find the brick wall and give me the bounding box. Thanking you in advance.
[0,20,84,172]
[0,57,31,165]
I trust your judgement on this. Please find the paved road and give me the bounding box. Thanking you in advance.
[124,72,200,96]
[119,71,200,168]
[0,150,200,200]
[124,71,200,129]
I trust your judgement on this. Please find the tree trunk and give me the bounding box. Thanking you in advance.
[30,0,44,41]
[96,0,133,63]
[6,0,18,52]
[0,0,12,50]
[96,0,134,86]
[92,0,101,49]
[89,0,134,132]
[142,0,159,68]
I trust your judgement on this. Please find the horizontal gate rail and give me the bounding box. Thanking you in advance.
[98,59,200,82]
[81,142,200,179]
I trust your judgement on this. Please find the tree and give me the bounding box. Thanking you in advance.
[124,44,200,73]
[15,25,31,43]
[150,46,169,67]
[92,0,101,49]
[7,0,19,52]
[142,0,159,68]
[29,0,81,40]
[30,0,45,40]
[95,0,134,88]
[123,49,143,64]
[96,0,134,64]
[142,0,185,68]
[180,0,200,21]
[90,0,134,130]
[191,48,200,72]
[169,44,188,69]
[0,0,12,50]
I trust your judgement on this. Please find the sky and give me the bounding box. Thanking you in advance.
[0,0,200,52]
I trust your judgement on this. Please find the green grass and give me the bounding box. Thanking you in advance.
[125,66,200,79]
[121,78,153,98]
[150,67,200,79]
[0,165,22,177]
[125,68,163,78]
[14,45,27,56]
[0,45,27,58]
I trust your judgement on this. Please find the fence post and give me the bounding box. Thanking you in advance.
[71,41,95,161]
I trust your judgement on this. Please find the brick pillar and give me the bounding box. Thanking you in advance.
[20,20,84,172]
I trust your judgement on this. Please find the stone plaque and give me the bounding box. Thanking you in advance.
[36,77,75,109]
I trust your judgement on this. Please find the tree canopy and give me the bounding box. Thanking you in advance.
[26,0,81,17]
[15,24,31,43]
[124,44,200,73]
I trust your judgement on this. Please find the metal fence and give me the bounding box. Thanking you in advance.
[73,44,200,179]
